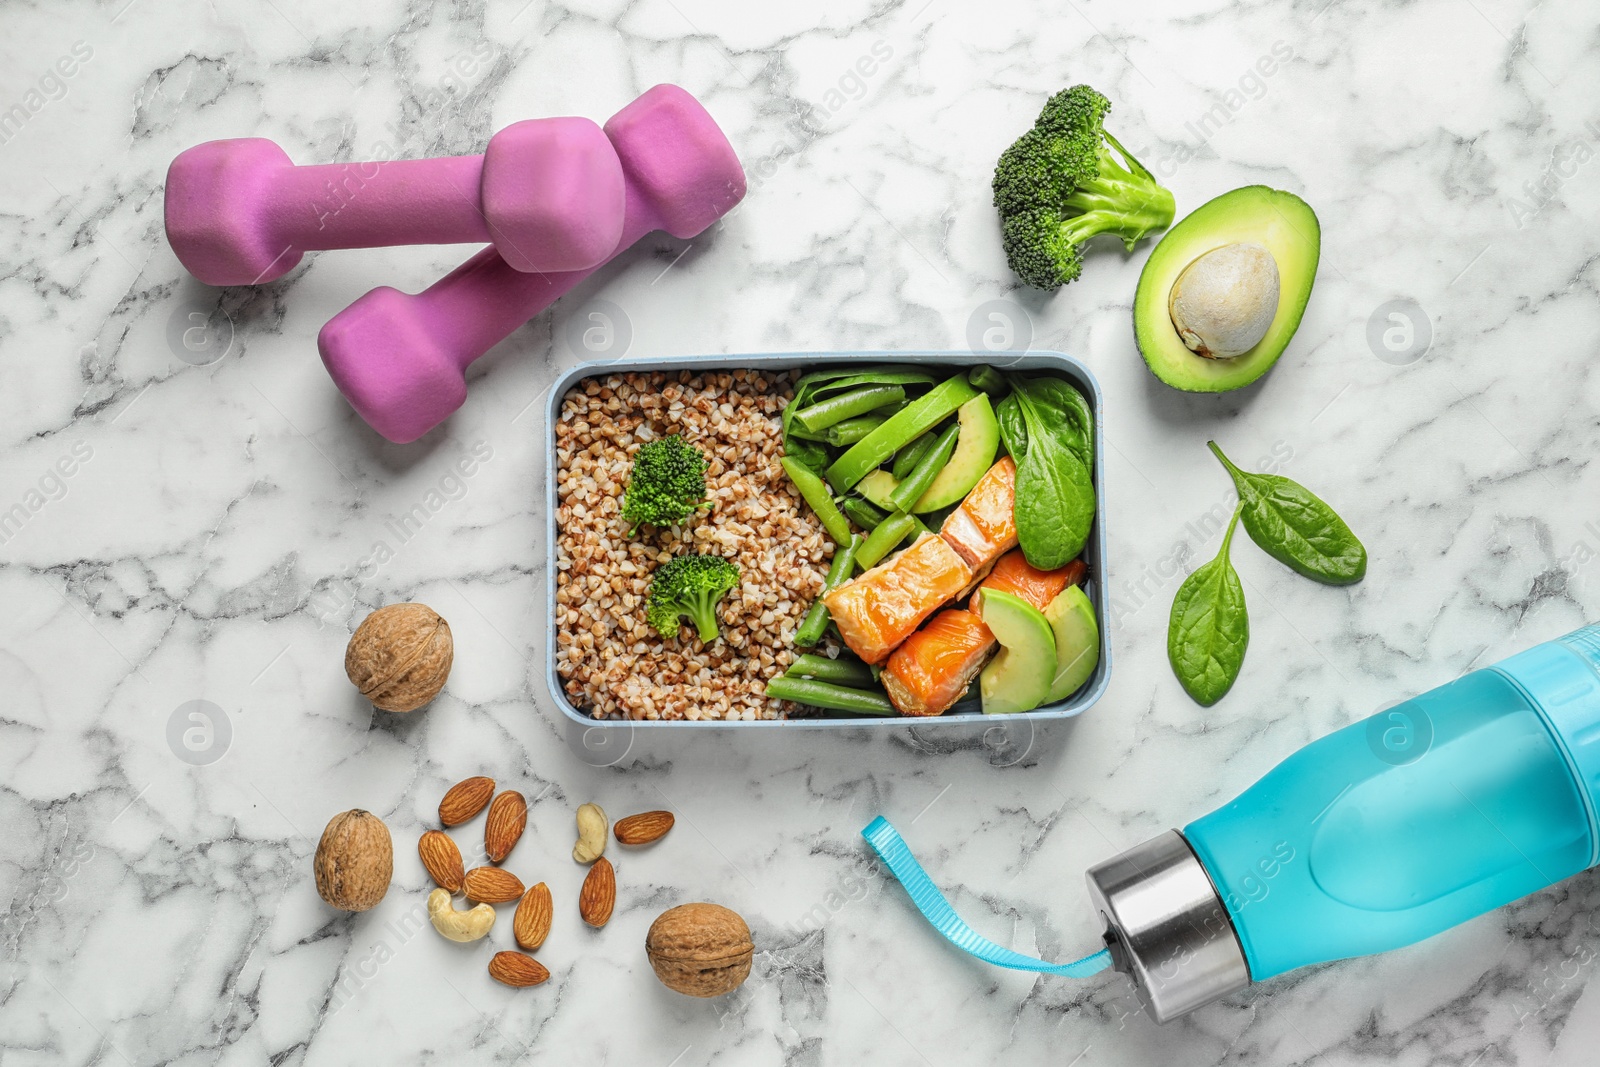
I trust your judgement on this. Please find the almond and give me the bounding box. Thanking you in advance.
[417,830,464,892]
[488,950,549,988]
[614,810,675,846]
[484,791,527,863]
[514,882,553,950]
[439,776,495,827]
[464,866,525,904]
[579,857,616,927]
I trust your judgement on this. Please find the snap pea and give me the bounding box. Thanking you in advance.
[784,653,876,687]
[841,496,888,532]
[826,376,980,492]
[794,534,860,647]
[1207,441,1367,585]
[824,414,887,447]
[891,432,937,480]
[794,385,907,433]
[786,422,831,443]
[890,422,961,514]
[855,512,921,571]
[1168,506,1249,706]
[764,675,896,715]
[781,457,853,547]
[967,364,1008,396]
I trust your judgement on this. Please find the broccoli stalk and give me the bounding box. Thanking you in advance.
[645,554,740,643]
[993,85,1175,291]
[620,435,710,534]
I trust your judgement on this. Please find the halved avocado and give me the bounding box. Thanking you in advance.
[1134,186,1320,393]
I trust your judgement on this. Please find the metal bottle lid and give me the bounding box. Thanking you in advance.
[1085,829,1251,1023]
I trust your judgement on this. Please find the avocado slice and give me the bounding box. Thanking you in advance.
[1043,585,1099,702]
[911,394,1000,512]
[855,469,900,510]
[1134,186,1320,393]
[977,589,1056,715]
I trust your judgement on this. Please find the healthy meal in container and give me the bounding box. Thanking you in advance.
[553,363,1101,721]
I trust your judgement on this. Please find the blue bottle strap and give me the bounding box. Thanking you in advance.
[861,816,1112,978]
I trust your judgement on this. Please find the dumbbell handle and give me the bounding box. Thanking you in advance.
[257,154,493,250]
[402,191,660,372]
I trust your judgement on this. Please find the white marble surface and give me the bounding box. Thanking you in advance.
[3,0,1600,1063]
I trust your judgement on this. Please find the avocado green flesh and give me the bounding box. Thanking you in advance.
[855,469,900,510]
[978,589,1056,715]
[1044,585,1099,703]
[913,394,999,512]
[1134,186,1320,393]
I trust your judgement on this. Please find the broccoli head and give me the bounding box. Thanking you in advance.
[645,554,741,643]
[621,435,709,533]
[992,85,1175,291]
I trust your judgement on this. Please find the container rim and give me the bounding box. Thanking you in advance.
[543,350,1111,729]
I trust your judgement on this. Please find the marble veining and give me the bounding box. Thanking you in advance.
[2,0,1600,1063]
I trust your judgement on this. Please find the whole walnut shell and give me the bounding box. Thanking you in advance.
[314,809,393,911]
[345,603,453,712]
[646,903,754,997]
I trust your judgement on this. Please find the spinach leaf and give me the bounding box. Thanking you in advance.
[1009,382,1094,569]
[1015,375,1093,468]
[1168,506,1249,706]
[996,392,1028,459]
[1207,441,1367,585]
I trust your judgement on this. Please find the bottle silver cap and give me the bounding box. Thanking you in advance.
[1085,829,1251,1023]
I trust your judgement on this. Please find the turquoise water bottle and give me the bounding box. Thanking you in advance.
[1086,623,1600,1022]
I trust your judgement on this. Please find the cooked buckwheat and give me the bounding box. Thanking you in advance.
[553,370,834,721]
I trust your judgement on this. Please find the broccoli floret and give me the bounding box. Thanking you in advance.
[621,435,709,533]
[992,85,1175,291]
[645,554,741,643]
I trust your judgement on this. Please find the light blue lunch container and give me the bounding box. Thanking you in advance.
[1088,622,1600,1021]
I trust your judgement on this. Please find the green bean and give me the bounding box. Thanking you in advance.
[890,422,961,513]
[785,653,875,686]
[891,432,937,480]
[764,676,896,715]
[794,534,861,647]
[781,457,853,547]
[825,414,886,447]
[826,376,979,492]
[840,496,888,532]
[967,365,1009,396]
[855,511,920,571]
[794,385,906,433]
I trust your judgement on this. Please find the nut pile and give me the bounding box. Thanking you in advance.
[408,781,690,990]
[553,370,835,721]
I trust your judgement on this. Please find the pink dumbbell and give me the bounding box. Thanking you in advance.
[319,84,746,443]
[164,118,626,285]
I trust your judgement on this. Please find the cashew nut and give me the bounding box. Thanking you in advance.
[572,802,608,864]
[427,887,495,942]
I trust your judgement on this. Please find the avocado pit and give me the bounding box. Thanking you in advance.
[1168,241,1280,359]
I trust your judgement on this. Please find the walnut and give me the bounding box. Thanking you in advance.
[645,902,754,997]
[344,603,453,712]
[313,809,392,911]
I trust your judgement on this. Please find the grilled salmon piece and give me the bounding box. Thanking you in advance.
[824,533,973,664]
[882,609,996,716]
[940,456,1018,569]
[971,551,1086,616]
